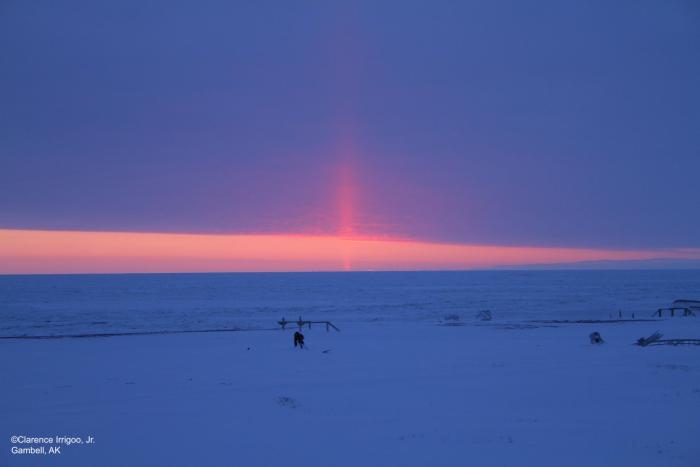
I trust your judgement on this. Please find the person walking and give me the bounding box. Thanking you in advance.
[293,331,305,349]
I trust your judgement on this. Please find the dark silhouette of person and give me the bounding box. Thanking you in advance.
[589,331,604,344]
[293,331,305,349]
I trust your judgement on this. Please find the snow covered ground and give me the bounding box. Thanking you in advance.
[2,317,699,467]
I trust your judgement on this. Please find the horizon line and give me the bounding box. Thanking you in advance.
[1,228,699,275]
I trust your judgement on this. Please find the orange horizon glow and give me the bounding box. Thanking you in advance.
[1,229,699,274]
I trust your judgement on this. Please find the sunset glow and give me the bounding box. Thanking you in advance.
[2,229,698,275]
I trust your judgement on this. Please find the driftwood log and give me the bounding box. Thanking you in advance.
[636,331,663,346]
[649,339,700,346]
[636,331,700,346]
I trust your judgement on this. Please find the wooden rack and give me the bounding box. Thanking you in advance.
[278,316,340,332]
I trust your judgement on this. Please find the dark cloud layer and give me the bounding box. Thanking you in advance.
[2,1,698,248]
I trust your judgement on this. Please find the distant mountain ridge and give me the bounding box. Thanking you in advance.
[499,258,700,270]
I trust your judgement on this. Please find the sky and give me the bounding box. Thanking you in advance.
[1,1,699,273]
